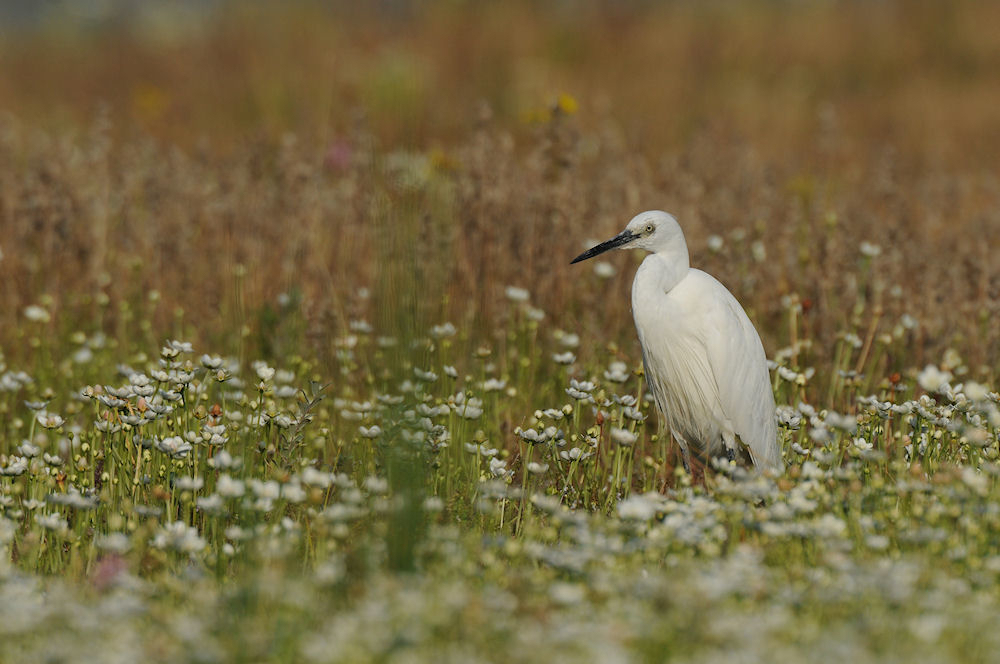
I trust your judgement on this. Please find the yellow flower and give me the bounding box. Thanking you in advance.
[556,92,578,115]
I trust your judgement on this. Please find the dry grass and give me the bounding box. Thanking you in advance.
[2,0,999,384]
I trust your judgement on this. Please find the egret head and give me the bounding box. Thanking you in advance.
[571,210,687,264]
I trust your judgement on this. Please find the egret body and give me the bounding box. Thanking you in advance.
[572,211,782,476]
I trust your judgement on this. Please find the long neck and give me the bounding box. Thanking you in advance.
[650,237,690,292]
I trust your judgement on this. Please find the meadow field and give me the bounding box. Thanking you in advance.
[2,2,1000,661]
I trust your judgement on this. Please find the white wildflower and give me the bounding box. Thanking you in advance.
[788,492,818,514]
[812,514,847,538]
[129,373,150,387]
[282,483,307,503]
[2,456,29,476]
[24,305,51,323]
[36,412,65,429]
[414,368,437,382]
[430,322,456,338]
[464,443,498,457]
[965,428,991,448]
[96,532,131,553]
[300,467,334,488]
[603,361,630,383]
[151,521,206,554]
[167,339,193,353]
[200,354,224,369]
[48,487,98,510]
[559,447,591,461]
[516,428,549,444]
[610,427,637,446]
[249,479,280,500]
[917,365,951,393]
[560,333,580,348]
[481,378,506,392]
[843,332,863,349]
[964,381,989,402]
[455,404,483,419]
[156,436,192,459]
[175,476,204,491]
[618,494,658,520]
[489,457,508,477]
[423,496,444,512]
[859,241,882,257]
[593,261,616,278]
[216,474,246,498]
[505,286,530,302]
[553,351,576,365]
[17,442,41,458]
[34,512,68,534]
[196,494,224,513]
[207,449,242,470]
[826,412,857,433]
[623,405,646,421]
[961,467,989,495]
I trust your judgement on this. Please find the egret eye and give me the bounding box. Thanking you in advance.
[645,224,654,234]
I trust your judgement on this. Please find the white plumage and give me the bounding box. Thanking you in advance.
[572,210,782,476]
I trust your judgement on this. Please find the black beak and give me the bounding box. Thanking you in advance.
[570,230,637,264]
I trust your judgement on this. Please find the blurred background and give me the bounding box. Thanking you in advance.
[2,0,999,380]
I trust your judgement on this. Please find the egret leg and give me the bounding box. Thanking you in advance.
[721,431,738,462]
[677,439,693,474]
[688,455,706,486]
[676,437,708,486]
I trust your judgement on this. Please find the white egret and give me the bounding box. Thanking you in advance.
[572,210,782,479]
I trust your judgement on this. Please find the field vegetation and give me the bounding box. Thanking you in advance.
[2,1,1000,661]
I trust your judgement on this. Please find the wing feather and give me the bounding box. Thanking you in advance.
[697,272,782,472]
